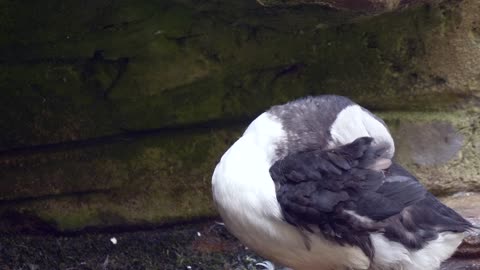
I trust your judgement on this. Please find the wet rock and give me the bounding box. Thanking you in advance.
[395,121,464,166]
[441,192,480,269]
[383,111,480,195]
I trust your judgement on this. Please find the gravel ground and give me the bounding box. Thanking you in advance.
[1,193,479,270]
[0,220,270,270]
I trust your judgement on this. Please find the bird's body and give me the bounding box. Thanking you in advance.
[212,95,472,270]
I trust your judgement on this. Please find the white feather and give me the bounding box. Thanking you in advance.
[370,232,464,270]
[329,105,395,158]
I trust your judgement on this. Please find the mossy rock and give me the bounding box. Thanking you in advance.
[381,107,480,195]
[0,0,479,232]
[0,127,242,231]
[1,0,478,149]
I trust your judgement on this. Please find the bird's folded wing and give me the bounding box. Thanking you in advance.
[269,137,428,255]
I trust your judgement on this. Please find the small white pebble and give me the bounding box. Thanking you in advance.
[197,232,201,237]
[110,237,117,245]
[186,266,192,269]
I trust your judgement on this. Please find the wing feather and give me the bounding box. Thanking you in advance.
[269,137,472,257]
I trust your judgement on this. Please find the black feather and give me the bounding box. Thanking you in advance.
[269,137,473,258]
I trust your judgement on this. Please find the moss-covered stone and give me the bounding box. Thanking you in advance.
[1,0,478,149]
[381,107,480,195]
[0,127,242,231]
[1,0,479,231]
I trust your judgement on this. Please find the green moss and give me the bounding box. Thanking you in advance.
[0,62,119,149]
[0,0,467,148]
[0,126,243,231]
[0,0,476,231]
[112,77,226,129]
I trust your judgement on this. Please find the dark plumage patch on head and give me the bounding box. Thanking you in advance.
[268,95,355,158]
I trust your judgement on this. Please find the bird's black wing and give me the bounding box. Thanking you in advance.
[269,137,471,258]
[380,163,473,249]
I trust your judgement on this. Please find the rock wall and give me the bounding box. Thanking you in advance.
[0,0,479,232]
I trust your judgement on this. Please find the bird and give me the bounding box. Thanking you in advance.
[211,95,474,270]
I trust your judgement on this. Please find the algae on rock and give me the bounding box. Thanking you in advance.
[0,0,479,231]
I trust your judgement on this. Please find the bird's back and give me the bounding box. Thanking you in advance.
[212,95,472,270]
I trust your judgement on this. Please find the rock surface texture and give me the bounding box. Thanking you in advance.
[257,0,441,14]
[0,0,479,232]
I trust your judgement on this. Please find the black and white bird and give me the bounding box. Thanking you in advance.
[212,95,473,270]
